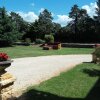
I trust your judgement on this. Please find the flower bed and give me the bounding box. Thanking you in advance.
[0,53,15,100]
[0,53,9,61]
[0,53,12,72]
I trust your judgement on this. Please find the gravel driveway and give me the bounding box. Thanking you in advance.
[6,55,92,95]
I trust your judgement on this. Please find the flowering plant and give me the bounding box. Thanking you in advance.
[0,53,9,61]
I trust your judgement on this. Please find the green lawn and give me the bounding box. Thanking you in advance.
[0,45,94,58]
[25,63,100,100]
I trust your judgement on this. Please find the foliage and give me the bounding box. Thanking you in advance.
[55,3,99,43]
[96,0,100,23]
[35,39,45,44]
[26,9,54,42]
[94,0,100,41]
[45,34,54,43]
[52,22,61,34]
[24,38,31,43]
[10,12,29,33]
[38,9,53,35]
[0,7,24,46]
[93,47,100,57]
[1,3,100,44]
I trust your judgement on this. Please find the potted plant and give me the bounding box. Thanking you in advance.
[0,53,12,72]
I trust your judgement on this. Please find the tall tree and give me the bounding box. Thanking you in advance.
[0,7,20,46]
[38,9,53,35]
[96,0,100,23]
[69,5,92,42]
[10,12,29,33]
[94,0,100,41]
[27,9,54,41]
[52,22,61,34]
[24,20,40,41]
[69,5,80,35]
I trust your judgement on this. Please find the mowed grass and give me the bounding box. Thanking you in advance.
[26,63,100,100]
[0,45,94,58]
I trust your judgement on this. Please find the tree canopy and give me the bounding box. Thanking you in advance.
[0,7,20,46]
[0,1,100,47]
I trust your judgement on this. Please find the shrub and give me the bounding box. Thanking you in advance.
[25,38,31,43]
[45,34,54,43]
[92,47,100,63]
[14,42,30,46]
[35,39,45,44]
[93,47,100,57]
[0,31,22,47]
[22,42,30,46]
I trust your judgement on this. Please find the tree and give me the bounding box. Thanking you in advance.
[27,9,54,41]
[69,5,80,35]
[38,9,53,35]
[94,0,100,42]
[24,20,40,41]
[68,4,95,42]
[0,7,21,46]
[96,0,100,23]
[10,12,29,33]
[52,22,61,34]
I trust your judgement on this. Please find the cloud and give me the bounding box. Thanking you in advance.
[82,2,97,17]
[17,11,38,22]
[53,15,72,26]
[31,3,35,7]
[38,8,45,13]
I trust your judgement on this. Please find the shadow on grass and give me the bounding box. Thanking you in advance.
[0,45,15,48]
[86,77,100,100]
[83,68,100,77]
[18,89,83,100]
[18,81,100,100]
[13,65,100,100]
[83,68,100,100]
[18,69,100,100]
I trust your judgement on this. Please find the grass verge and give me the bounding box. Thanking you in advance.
[25,63,100,100]
[0,45,94,58]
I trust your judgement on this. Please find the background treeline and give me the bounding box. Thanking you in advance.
[0,0,100,47]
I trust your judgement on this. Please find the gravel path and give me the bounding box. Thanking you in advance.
[6,55,92,94]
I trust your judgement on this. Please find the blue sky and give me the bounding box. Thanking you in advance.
[0,0,97,26]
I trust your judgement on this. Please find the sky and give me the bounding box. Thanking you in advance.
[0,0,97,26]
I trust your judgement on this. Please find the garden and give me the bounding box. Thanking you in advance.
[0,45,100,100]
[0,0,100,99]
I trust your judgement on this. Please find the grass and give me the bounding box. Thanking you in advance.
[24,63,100,100]
[0,45,94,58]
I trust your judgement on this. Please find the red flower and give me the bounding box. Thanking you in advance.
[0,53,9,61]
